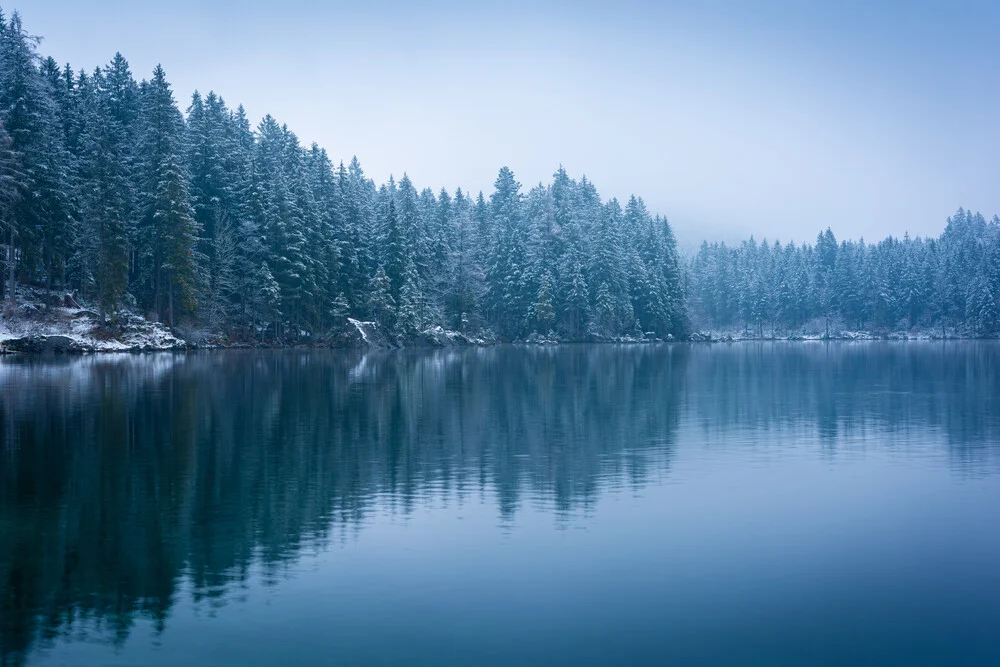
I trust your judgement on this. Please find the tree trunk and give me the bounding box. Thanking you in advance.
[7,229,15,306]
[0,228,6,304]
[154,267,161,322]
[46,268,53,311]
[168,278,175,328]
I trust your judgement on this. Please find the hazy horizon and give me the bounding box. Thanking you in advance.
[16,0,1000,246]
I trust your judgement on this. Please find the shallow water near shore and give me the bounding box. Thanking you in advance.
[1,343,999,666]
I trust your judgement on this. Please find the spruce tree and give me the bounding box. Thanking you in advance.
[532,271,555,334]
[484,167,527,338]
[397,259,423,336]
[136,65,200,325]
[368,265,395,330]
[0,11,75,298]
[77,67,133,317]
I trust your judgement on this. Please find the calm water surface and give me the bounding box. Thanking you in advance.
[1,343,999,666]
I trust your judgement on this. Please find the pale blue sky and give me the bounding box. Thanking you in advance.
[15,0,1000,245]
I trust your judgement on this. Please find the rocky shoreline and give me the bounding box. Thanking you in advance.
[0,290,988,355]
[2,322,987,355]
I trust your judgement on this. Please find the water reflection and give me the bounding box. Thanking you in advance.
[683,342,1000,466]
[0,346,687,664]
[0,342,998,665]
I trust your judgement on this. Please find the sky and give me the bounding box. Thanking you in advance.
[13,0,1000,246]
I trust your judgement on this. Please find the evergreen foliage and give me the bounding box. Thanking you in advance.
[688,210,1000,336]
[1,8,995,340]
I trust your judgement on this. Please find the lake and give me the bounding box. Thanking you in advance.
[1,343,999,666]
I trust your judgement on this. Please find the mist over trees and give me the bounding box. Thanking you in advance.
[0,9,687,342]
[688,209,1000,336]
[1,7,997,343]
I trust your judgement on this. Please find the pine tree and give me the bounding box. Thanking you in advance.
[396,174,432,321]
[483,167,528,338]
[0,11,75,298]
[532,270,555,333]
[187,90,241,324]
[0,118,23,302]
[135,65,200,325]
[589,198,632,333]
[78,66,134,317]
[305,142,342,327]
[330,291,350,329]
[249,261,280,339]
[966,273,997,336]
[339,156,374,310]
[253,115,309,334]
[397,259,423,336]
[229,103,269,331]
[377,194,406,307]
[445,188,482,330]
[368,265,395,329]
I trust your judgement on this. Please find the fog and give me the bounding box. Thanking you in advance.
[22,0,1000,245]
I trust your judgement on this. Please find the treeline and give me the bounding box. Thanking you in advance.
[689,209,1000,336]
[0,9,688,342]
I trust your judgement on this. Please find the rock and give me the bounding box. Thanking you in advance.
[330,318,398,349]
[45,335,80,352]
[5,334,85,353]
[409,326,481,348]
[16,303,39,317]
[410,326,449,348]
[42,292,64,307]
[4,337,40,353]
[524,331,559,345]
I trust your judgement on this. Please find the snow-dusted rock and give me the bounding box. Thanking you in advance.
[330,318,398,349]
[522,331,560,345]
[409,326,481,348]
[5,334,83,353]
[0,288,188,353]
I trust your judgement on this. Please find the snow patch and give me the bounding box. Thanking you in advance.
[0,288,186,353]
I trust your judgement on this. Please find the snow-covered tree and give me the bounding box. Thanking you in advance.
[368,265,395,330]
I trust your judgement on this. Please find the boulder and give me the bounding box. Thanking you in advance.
[408,326,482,348]
[45,335,80,352]
[331,318,398,349]
[410,326,449,348]
[5,334,86,353]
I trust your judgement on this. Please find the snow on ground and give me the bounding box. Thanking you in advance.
[0,288,185,353]
[689,327,961,342]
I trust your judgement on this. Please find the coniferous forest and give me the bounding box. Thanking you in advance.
[1,8,997,343]
[0,10,685,343]
[689,209,1000,337]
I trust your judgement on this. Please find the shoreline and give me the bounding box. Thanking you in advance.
[1,293,991,355]
[1,332,993,356]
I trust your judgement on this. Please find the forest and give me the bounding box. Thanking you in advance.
[1,8,997,343]
[0,10,686,343]
[689,209,1000,337]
